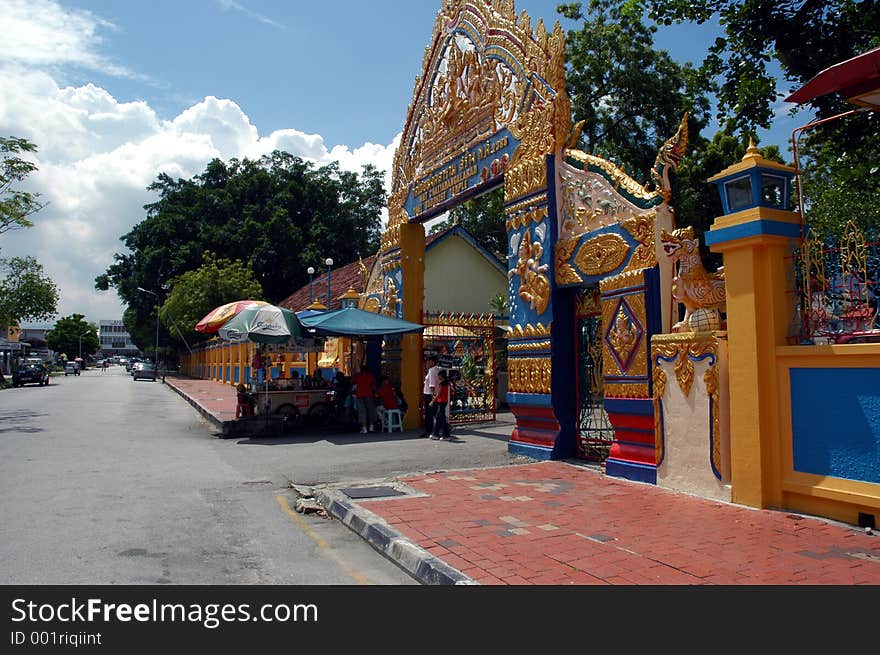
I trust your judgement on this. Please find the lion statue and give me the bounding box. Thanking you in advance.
[660,226,726,332]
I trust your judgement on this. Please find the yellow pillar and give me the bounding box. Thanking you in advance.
[705,143,802,508]
[709,233,793,508]
[399,222,426,429]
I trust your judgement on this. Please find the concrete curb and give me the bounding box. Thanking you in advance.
[315,488,477,586]
[164,379,226,433]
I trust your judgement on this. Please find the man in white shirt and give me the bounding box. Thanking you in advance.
[421,356,440,437]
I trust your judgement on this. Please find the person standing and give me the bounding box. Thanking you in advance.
[421,356,440,437]
[430,369,452,440]
[352,363,378,434]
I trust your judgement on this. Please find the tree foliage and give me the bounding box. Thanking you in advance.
[643,0,880,237]
[559,1,713,176]
[0,256,59,328]
[0,136,44,237]
[431,186,507,260]
[97,151,386,352]
[159,253,263,345]
[46,314,98,359]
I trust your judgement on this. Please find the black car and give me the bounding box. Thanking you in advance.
[12,363,50,387]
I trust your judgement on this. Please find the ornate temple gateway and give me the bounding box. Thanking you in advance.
[361,0,688,484]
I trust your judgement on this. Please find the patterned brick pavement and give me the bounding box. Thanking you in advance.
[165,376,880,584]
[363,462,880,585]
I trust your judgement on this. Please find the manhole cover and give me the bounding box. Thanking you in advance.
[341,486,405,499]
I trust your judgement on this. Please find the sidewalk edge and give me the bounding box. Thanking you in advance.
[315,489,477,586]
[164,379,226,433]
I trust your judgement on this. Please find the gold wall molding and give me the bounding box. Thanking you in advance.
[508,340,551,353]
[600,269,645,294]
[604,382,649,399]
[506,205,548,231]
[506,194,547,215]
[508,357,552,393]
[565,149,660,204]
[507,322,552,339]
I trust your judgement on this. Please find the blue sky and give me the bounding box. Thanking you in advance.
[1,0,803,326]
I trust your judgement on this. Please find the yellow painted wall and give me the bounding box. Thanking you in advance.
[425,235,506,314]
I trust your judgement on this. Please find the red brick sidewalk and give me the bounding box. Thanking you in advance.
[363,462,880,585]
[165,376,239,425]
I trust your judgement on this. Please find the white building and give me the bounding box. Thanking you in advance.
[99,320,139,357]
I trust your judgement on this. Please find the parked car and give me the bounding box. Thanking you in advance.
[64,361,80,376]
[12,363,50,387]
[132,362,157,381]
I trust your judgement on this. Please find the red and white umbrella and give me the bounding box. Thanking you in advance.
[194,300,268,333]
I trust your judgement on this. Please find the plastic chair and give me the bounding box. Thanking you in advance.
[382,408,403,433]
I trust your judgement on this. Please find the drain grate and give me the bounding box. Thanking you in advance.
[341,486,405,499]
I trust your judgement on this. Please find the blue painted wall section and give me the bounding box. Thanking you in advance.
[790,368,880,485]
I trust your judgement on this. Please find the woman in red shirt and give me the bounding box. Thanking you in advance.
[430,370,451,440]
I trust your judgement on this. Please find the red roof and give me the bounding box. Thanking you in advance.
[786,47,880,106]
[278,228,456,312]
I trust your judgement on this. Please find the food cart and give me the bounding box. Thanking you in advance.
[252,380,334,425]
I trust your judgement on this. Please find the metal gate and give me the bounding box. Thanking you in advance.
[422,312,496,425]
[575,288,615,461]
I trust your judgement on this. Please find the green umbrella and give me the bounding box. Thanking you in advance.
[217,304,304,344]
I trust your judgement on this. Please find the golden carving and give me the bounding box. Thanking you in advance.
[576,287,601,317]
[509,228,550,315]
[602,292,647,378]
[599,269,645,294]
[653,363,667,464]
[564,150,660,204]
[575,233,629,276]
[555,238,583,285]
[660,226,726,332]
[651,334,719,399]
[649,113,689,202]
[621,212,657,273]
[506,206,548,231]
[363,296,381,314]
[609,309,638,365]
[508,357,552,394]
[506,194,547,215]
[507,322,551,339]
[703,364,721,477]
[604,382,649,399]
[508,340,551,353]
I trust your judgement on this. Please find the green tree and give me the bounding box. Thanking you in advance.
[159,253,263,345]
[431,187,507,260]
[0,256,59,328]
[46,314,98,361]
[1,136,44,237]
[643,0,880,237]
[97,152,386,353]
[558,1,713,176]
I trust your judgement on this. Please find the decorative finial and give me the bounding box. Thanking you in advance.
[744,137,760,160]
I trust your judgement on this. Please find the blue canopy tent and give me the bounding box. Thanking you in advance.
[298,307,425,338]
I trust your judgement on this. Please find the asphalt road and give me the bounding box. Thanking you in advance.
[0,366,432,585]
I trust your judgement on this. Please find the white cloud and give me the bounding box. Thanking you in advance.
[1,0,398,330]
[0,0,134,77]
[1,69,398,327]
[214,0,285,30]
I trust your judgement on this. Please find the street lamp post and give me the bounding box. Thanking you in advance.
[325,258,334,309]
[137,286,160,370]
[78,330,90,360]
[307,266,315,304]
